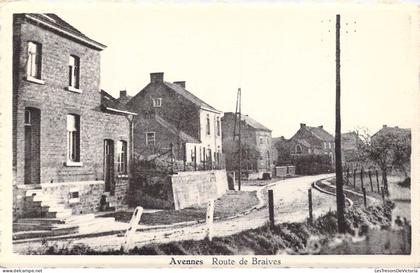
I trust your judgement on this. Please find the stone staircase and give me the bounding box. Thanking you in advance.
[14,190,123,241]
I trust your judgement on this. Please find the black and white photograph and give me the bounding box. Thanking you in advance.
[0,0,418,266]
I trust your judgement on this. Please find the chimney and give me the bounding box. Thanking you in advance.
[383,125,387,128]
[150,72,164,83]
[318,125,323,129]
[173,81,186,88]
[300,123,306,128]
[119,90,127,99]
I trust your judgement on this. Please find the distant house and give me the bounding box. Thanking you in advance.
[127,73,223,168]
[288,123,335,164]
[221,113,272,178]
[371,125,411,141]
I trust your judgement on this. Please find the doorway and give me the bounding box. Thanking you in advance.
[24,108,40,184]
[104,139,114,195]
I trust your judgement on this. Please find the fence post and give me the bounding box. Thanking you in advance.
[383,168,388,195]
[268,189,275,228]
[381,186,385,206]
[368,170,373,192]
[170,142,174,174]
[308,189,313,225]
[194,146,197,171]
[346,168,350,185]
[362,187,367,208]
[353,168,356,188]
[206,199,215,241]
[360,167,364,190]
[123,206,143,252]
[376,170,380,192]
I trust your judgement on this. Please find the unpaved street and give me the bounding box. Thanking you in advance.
[15,174,336,252]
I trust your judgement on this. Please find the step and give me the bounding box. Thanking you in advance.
[45,204,67,213]
[77,217,117,234]
[13,222,56,232]
[45,209,73,219]
[17,218,65,225]
[25,189,42,197]
[64,213,96,224]
[13,225,79,240]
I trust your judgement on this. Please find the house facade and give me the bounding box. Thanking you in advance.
[127,73,223,169]
[288,123,335,164]
[341,131,361,164]
[13,14,135,219]
[221,113,273,178]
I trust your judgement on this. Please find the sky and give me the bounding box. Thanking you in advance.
[51,3,416,138]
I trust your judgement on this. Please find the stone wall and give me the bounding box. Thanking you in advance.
[275,165,296,177]
[170,170,228,210]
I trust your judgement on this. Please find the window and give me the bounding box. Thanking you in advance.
[146,132,155,146]
[296,144,302,154]
[24,110,31,126]
[216,117,221,136]
[206,114,210,135]
[117,141,127,174]
[27,41,42,79]
[323,142,327,149]
[67,114,80,162]
[259,137,264,145]
[152,98,162,107]
[329,142,332,149]
[69,55,80,89]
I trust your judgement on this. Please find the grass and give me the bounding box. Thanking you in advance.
[30,200,407,255]
[100,190,260,226]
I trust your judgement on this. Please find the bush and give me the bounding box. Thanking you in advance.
[291,154,334,175]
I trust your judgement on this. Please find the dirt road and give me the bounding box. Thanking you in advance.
[15,174,336,252]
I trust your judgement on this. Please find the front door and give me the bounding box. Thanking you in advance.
[104,139,114,194]
[24,108,40,184]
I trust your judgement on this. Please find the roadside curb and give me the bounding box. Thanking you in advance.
[312,178,354,208]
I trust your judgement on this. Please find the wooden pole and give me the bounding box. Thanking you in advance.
[268,189,275,228]
[170,143,174,174]
[362,187,367,208]
[194,146,197,171]
[376,169,380,192]
[346,168,350,185]
[360,167,364,190]
[308,188,313,225]
[206,199,215,241]
[123,206,143,251]
[334,14,346,234]
[368,170,373,192]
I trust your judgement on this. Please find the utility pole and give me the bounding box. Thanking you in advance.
[335,14,346,233]
[233,88,242,191]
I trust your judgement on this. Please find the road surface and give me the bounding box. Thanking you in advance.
[15,174,336,252]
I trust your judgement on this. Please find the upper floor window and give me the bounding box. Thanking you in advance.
[152,98,162,107]
[69,55,80,89]
[329,142,332,149]
[206,114,210,135]
[146,132,155,146]
[323,142,327,149]
[67,114,80,162]
[27,41,42,79]
[216,117,221,136]
[117,140,127,174]
[259,137,264,145]
[296,144,302,154]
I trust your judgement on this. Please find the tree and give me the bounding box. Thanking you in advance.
[224,140,260,173]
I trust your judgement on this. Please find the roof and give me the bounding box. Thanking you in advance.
[241,115,271,132]
[296,139,311,148]
[224,112,271,132]
[23,13,106,50]
[154,115,200,144]
[372,126,411,139]
[164,82,221,113]
[306,126,334,141]
[101,90,137,115]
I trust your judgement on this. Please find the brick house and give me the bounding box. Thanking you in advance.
[288,123,335,164]
[126,73,223,169]
[12,13,136,220]
[221,113,273,178]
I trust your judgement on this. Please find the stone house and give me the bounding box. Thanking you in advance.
[288,123,335,164]
[12,13,136,220]
[371,125,411,141]
[126,73,224,169]
[221,113,273,178]
[341,131,361,164]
